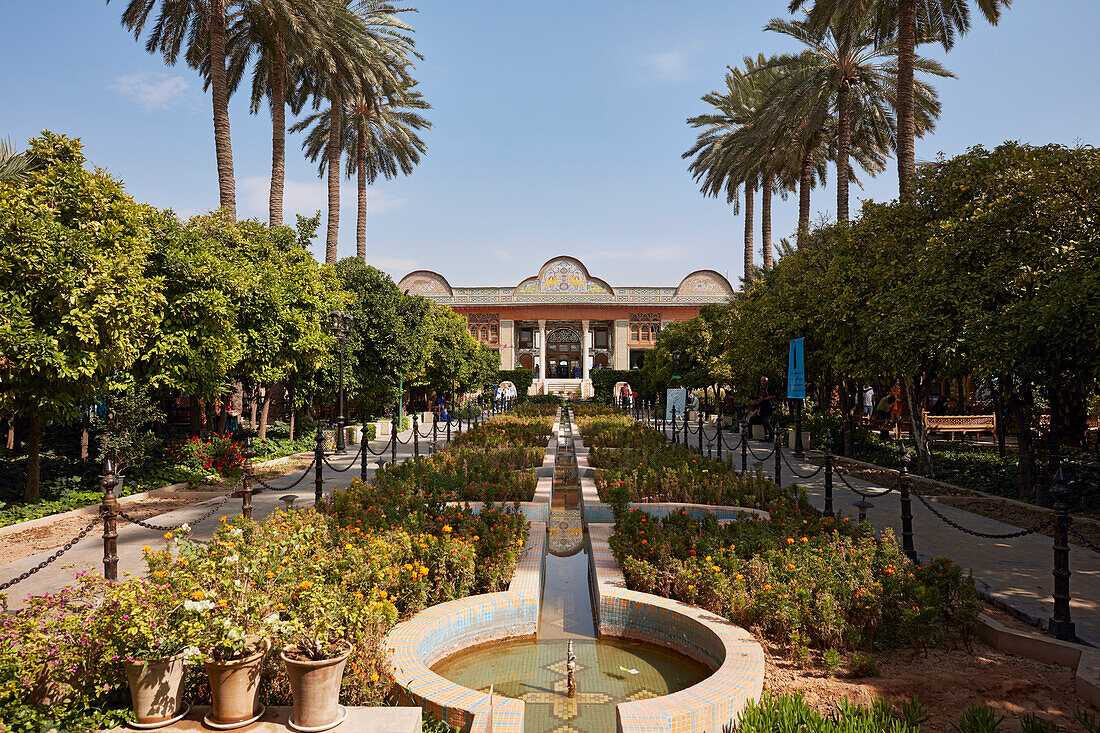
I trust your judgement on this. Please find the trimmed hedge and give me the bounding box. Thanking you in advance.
[495,368,533,401]
[591,369,635,404]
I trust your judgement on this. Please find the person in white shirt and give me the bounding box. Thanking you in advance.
[861,383,875,420]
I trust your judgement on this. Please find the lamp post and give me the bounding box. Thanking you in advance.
[330,310,354,454]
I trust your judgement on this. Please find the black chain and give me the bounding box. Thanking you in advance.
[255,456,317,491]
[118,492,233,533]
[0,516,102,591]
[322,443,363,472]
[1068,526,1100,554]
[832,468,896,498]
[911,490,1051,539]
[746,442,777,462]
[780,451,825,479]
[363,438,389,456]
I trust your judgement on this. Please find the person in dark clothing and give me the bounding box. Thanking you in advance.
[743,376,775,441]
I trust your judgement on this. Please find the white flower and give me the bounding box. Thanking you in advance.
[184,599,215,613]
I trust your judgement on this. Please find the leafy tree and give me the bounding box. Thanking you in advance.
[0,132,163,500]
[0,137,31,183]
[316,258,430,416]
[408,304,499,404]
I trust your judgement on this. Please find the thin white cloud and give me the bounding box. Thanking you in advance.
[641,50,690,82]
[371,256,419,275]
[109,72,189,111]
[238,176,409,219]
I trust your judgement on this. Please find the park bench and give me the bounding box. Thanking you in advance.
[923,411,996,440]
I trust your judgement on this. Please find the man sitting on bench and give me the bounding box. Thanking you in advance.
[743,376,775,442]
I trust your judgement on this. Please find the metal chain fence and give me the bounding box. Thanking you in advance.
[255,456,317,491]
[832,468,896,498]
[0,515,102,591]
[911,489,1051,539]
[118,492,233,533]
[322,442,363,472]
[780,451,825,479]
[1068,526,1100,554]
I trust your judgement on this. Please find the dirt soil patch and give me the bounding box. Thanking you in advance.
[0,496,203,565]
[763,637,1094,732]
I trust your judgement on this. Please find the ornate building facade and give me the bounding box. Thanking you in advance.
[398,256,734,395]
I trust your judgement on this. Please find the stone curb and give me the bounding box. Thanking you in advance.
[977,613,1100,707]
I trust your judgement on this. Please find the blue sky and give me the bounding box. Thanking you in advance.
[4,1,1099,287]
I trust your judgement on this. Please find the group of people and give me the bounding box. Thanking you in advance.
[493,382,519,406]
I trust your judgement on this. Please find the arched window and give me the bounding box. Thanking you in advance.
[467,314,500,346]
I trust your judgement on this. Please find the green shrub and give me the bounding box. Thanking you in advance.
[952,706,1004,733]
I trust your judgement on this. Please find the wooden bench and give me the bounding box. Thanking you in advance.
[923,412,996,440]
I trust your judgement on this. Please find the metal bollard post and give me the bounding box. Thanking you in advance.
[360,420,370,482]
[101,459,119,581]
[716,404,723,461]
[446,410,452,444]
[1050,471,1076,641]
[698,412,704,455]
[413,413,419,458]
[391,406,398,466]
[741,433,748,473]
[774,431,782,486]
[314,425,325,505]
[897,444,916,562]
[854,498,873,525]
[433,415,438,451]
[670,406,677,444]
[823,430,834,518]
[241,437,255,520]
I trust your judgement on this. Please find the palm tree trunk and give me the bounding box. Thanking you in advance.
[761,170,773,270]
[897,0,917,203]
[269,36,286,227]
[836,82,851,224]
[743,183,754,282]
[325,97,343,263]
[357,122,368,262]
[208,0,236,219]
[798,152,812,243]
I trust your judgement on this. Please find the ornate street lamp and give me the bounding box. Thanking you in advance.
[330,310,354,454]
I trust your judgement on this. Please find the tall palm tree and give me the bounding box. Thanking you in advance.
[223,0,333,227]
[294,82,429,260]
[764,11,951,223]
[0,138,30,183]
[293,1,419,262]
[685,56,778,280]
[788,0,1009,202]
[111,0,238,218]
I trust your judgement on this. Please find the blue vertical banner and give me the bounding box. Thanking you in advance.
[787,338,806,399]
[666,388,687,420]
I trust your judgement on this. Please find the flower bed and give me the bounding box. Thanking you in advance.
[0,442,527,731]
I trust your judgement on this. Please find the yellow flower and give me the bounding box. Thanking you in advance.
[420,566,429,576]
[141,545,152,553]
[442,525,452,534]
[266,571,275,578]
[164,532,173,540]
[345,543,354,551]
[785,537,794,545]
[370,673,380,682]
[191,590,205,601]
[712,565,721,573]
[299,580,313,590]
[153,570,168,578]
[404,563,414,572]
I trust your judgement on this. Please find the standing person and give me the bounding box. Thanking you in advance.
[620,383,632,410]
[433,394,449,422]
[889,384,904,439]
[743,376,775,441]
[861,383,875,423]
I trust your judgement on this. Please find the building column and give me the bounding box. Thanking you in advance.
[613,319,630,370]
[538,319,547,384]
[581,320,590,380]
[499,320,514,370]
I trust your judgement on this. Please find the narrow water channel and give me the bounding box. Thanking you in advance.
[431,408,709,733]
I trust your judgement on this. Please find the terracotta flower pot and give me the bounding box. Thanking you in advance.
[123,654,187,726]
[204,645,267,725]
[280,642,352,731]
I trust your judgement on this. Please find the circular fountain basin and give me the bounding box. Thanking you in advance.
[432,637,711,733]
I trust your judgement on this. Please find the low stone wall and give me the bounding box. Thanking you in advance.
[385,521,545,733]
[587,524,765,733]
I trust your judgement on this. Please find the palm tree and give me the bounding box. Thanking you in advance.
[0,138,30,183]
[111,0,238,218]
[788,0,1010,202]
[763,11,951,223]
[685,56,778,280]
[293,1,419,262]
[295,83,429,260]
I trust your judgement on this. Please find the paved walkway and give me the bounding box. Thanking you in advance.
[0,427,463,611]
[655,419,1100,647]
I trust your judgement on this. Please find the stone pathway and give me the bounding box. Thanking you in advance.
[0,428,462,610]
[657,421,1100,648]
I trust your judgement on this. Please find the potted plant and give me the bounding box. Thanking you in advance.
[89,574,204,728]
[159,520,280,729]
[279,583,353,732]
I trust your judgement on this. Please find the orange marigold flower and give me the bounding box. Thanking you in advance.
[141,545,152,553]
[191,590,205,601]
